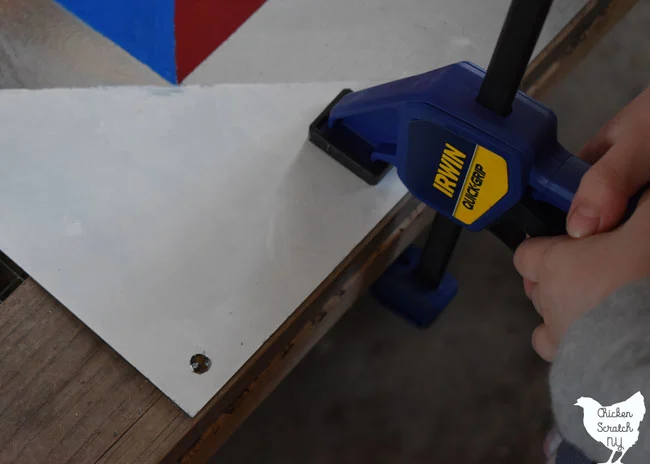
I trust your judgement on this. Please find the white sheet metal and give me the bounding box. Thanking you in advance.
[0,0,588,416]
[0,82,407,415]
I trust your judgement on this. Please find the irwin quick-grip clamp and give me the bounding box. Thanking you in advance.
[308,0,643,327]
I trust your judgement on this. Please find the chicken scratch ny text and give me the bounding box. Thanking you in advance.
[597,422,634,433]
[598,407,633,418]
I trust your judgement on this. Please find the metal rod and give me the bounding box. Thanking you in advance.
[476,0,554,116]
[414,214,462,289]
[414,0,554,290]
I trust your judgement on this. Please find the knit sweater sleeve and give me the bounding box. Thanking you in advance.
[550,277,650,463]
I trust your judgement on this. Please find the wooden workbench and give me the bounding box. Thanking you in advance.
[0,0,639,462]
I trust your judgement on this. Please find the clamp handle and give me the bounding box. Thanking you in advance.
[488,142,647,250]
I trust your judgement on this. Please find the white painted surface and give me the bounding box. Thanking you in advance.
[0,0,588,415]
[186,0,588,84]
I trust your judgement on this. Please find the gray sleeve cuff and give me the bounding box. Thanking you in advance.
[550,277,650,464]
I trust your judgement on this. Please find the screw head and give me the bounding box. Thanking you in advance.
[190,353,211,374]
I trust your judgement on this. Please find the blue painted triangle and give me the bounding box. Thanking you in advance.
[55,0,178,84]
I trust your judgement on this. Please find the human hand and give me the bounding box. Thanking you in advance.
[566,86,650,238]
[514,195,650,361]
[513,87,650,361]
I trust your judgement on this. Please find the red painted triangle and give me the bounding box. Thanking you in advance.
[175,0,266,82]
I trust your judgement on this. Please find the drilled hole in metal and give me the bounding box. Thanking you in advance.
[190,353,211,374]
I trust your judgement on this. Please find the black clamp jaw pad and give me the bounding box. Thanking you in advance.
[308,89,393,186]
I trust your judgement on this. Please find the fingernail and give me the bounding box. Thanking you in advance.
[567,207,600,238]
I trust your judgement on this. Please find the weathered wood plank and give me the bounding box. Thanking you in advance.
[0,280,175,464]
[97,399,187,464]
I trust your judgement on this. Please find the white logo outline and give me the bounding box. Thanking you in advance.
[574,391,646,464]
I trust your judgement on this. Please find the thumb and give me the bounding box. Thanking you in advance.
[567,138,650,238]
[532,324,556,362]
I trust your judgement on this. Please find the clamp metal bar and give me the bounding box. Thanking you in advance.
[414,0,554,288]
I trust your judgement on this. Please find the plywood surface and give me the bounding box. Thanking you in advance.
[0,0,586,88]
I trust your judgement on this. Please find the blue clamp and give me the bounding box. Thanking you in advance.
[371,245,458,328]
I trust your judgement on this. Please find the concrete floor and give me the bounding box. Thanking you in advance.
[213,2,650,462]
